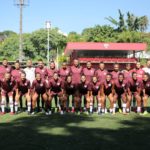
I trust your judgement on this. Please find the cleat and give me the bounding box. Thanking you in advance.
[41,108,45,113]
[143,111,148,115]
[85,111,89,115]
[60,111,64,115]
[31,111,36,115]
[119,109,122,113]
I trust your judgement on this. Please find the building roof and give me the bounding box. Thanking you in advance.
[64,42,147,56]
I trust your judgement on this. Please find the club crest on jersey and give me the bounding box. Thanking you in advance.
[96,86,99,89]
[108,83,111,87]
[122,84,125,87]
[70,85,74,88]
[25,82,27,86]
[57,82,60,86]
[6,68,10,72]
[84,85,87,88]
[40,83,43,86]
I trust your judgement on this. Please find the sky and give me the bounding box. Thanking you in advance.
[0,0,150,34]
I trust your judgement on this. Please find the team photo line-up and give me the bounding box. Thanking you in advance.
[0,58,150,116]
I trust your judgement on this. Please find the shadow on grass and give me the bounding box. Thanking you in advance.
[0,113,150,150]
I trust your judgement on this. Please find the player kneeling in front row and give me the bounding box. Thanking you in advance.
[77,75,90,114]
[0,73,16,115]
[141,73,150,115]
[114,73,131,114]
[47,72,66,115]
[128,72,142,114]
[87,76,103,115]
[31,73,48,115]
[102,74,118,115]
[63,75,78,113]
[15,72,31,115]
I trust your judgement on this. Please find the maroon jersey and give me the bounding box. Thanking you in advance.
[122,70,133,82]
[133,68,145,81]
[47,68,57,80]
[16,79,30,94]
[64,81,76,95]
[78,81,89,95]
[31,79,48,94]
[128,79,142,93]
[58,67,70,82]
[0,65,12,80]
[70,66,83,84]
[89,82,101,96]
[35,67,48,79]
[49,78,62,93]
[111,71,121,81]
[11,69,22,81]
[82,67,95,83]
[142,80,150,96]
[114,80,128,95]
[103,80,114,96]
[0,78,16,93]
[95,69,108,82]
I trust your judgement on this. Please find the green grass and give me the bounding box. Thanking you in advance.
[0,110,150,150]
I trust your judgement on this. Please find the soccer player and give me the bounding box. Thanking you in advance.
[88,76,102,114]
[114,73,131,114]
[47,61,57,80]
[128,72,142,113]
[47,72,65,114]
[58,61,70,85]
[11,61,22,81]
[35,59,48,111]
[142,59,150,75]
[24,59,35,84]
[0,72,16,115]
[141,73,150,115]
[122,63,133,82]
[102,73,117,114]
[0,58,12,80]
[35,59,48,80]
[31,73,48,114]
[77,75,90,113]
[133,61,145,81]
[15,72,31,114]
[63,75,78,113]
[95,62,108,83]
[82,61,95,83]
[70,59,83,85]
[111,63,121,81]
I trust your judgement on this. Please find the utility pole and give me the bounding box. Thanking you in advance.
[45,21,51,67]
[14,0,29,62]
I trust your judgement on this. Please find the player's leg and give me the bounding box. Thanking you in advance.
[121,93,128,114]
[0,94,6,114]
[142,95,148,115]
[108,93,114,114]
[126,93,132,114]
[135,93,142,113]
[25,93,31,114]
[41,93,48,113]
[8,92,14,115]
[32,92,39,114]
[112,94,118,114]
[14,92,21,114]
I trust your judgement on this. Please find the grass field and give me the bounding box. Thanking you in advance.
[0,109,150,150]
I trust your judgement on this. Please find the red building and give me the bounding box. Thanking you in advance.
[64,42,147,70]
